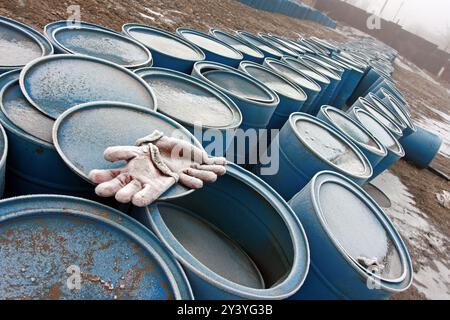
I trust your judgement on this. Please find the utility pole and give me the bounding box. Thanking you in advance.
[379,0,389,16]
[393,0,405,24]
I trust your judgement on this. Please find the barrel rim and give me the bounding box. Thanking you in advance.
[363,95,407,130]
[300,56,342,81]
[52,101,203,201]
[319,105,388,157]
[50,25,153,69]
[257,33,299,57]
[19,54,158,120]
[134,66,243,130]
[0,19,46,69]
[264,58,323,92]
[281,56,331,85]
[193,61,280,108]
[0,194,194,300]
[1,15,54,56]
[176,27,244,61]
[209,28,265,60]
[309,170,413,290]
[0,122,7,171]
[382,92,416,132]
[122,23,206,62]
[263,34,307,55]
[236,30,284,58]
[288,112,373,180]
[351,107,405,158]
[239,60,308,103]
[0,71,54,149]
[148,162,311,300]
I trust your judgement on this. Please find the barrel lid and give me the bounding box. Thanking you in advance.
[333,53,365,73]
[312,171,411,284]
[51,25,152,68]
[239,61,307,102]
[0,79,53,143]
[357,98,404,138]
[366,94,406,129]
[177,28,242,60]
[2,16,53,56]
[53,102,202,200]
[0,195,194,300]
[290,113,372,179]
[20,54,156,119]
[352,108,404,157]
[149,163,311,299]
[310,37,339,52]
[321,106,387,157]
[135,67,242,129]
[123,24,205,61]
[210,28,264,59]
[237,31,283,58]
[382,93,416,131]
[264,59,322,92]
[0,19,45,68]
[282,57,330,85]
[300,57,341,81]
[258,33,298,57]
[268,35,307,54]
[315,54,350,72]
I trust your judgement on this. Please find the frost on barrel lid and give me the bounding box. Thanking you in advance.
[203,69,275,103]
[0,195,194,300]
[239,62,307,102]
[123,24,204,61]
[51,25,152,68]
[292,114,371,178]
[1,79,53,143]
[53,102,202,200]
[323,106,386,156]
[20,54,156,119]
[314,172,411,283]
[135,68,241,129]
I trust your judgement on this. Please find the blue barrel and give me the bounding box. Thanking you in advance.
[349,67,385,105]
[317,106,387,168]
[348,108,405,178]
[134,67,242,157]
[258,33,299,58]
[0,195,193,300]
[263,58,322,116]
[20,54,157,120]
[400,126,442,169]
[281,57,330,114]
[0,16,53,74]
[374,87,410,117]
[349,98,404,140]
[289,171,413,300]
[260,112,372,200]
[298,57,342,114]
[0,123,7,197]
[236,31,284,59]
[209,28,265,64]
[192,61,279,163]
[177,28,243,68]
[0,70,93,197]
[363,93,407,133]
[53,101,204,201]
[122,24,205,74]
[130,163,310,300]
[47,24,153,69]
[368,92,416,138]
[239,61,307,130]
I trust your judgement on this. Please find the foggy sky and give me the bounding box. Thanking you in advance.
[341,0,450,51]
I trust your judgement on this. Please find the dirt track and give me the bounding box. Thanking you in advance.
[1,0,449,300]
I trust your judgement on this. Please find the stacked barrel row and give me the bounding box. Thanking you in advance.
[239,0,337,28]
[0,14,442,300]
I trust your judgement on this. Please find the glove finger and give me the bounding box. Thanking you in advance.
[191,164,226,176]
[185,168,218,183]
[104,146,140,162]
[89,169,121,184]
[179,172,204,189]
[115,180,142,204]
[95,174,129,197]
[202,156,227,166]
[132,178,176,207]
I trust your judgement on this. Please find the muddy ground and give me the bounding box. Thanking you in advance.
[1,0,449,300]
